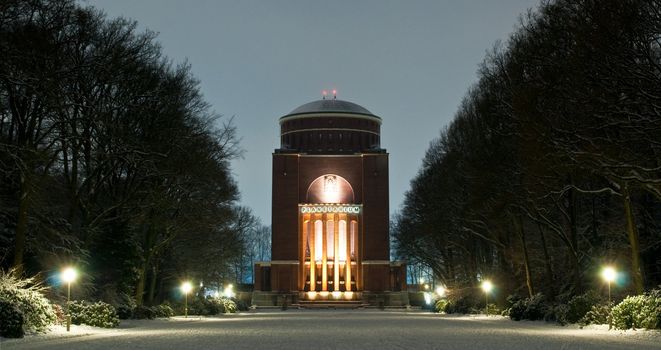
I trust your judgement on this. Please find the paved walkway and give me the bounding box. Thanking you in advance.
[2,310,659,350]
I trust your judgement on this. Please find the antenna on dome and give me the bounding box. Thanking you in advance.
[332,89,337,100]
[322,90,327,100]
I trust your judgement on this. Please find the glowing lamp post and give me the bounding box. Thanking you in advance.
[601,267,617,304]
[61,267,78,331]
[481,280,493,316]
[181,281,193,318]
[223,284,235,298]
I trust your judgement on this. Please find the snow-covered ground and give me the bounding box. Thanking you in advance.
[2,310,659,349]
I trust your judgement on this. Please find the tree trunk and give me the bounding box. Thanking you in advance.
[12,172,30,275]
[135,222,157,305]
[135,258,149,306]
[515,215,534,297]
[537,222,555,298]
[147,262,159,305]
[622,183,644,294]
[567,184,583,293]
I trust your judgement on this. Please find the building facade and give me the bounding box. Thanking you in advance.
[253,98,406,305]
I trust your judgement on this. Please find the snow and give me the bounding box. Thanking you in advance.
[2,310,659,349]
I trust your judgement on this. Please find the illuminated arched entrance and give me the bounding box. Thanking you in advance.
[299,175,361,297]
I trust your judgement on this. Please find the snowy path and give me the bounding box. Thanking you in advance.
[2,310,659,350]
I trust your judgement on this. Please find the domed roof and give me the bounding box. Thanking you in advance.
[285,99,377,117]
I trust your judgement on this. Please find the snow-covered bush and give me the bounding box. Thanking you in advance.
[611,289,661,330]
[190,297,217,315]
[116,304,133,319]
[548,291,604,325]
[565,291,602,324]
[188,296,238,315]
[133,305,156,319]
[51,303,65,325]
[506,294,526,321]
[69,300,119,328]
[0,269,55,334]
[507,293,548,321]
[0,299,25,338]
[222,297,237,313]
[486,303,501,315]
[233,298,249,311]
[580,304,610,326]
[153,304,174,318]
[443,289,482,314]
[434,299,450,313]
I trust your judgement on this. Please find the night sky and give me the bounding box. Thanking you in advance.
[85,0,539,224]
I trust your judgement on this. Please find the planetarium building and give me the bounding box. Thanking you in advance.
[253,97,407,306]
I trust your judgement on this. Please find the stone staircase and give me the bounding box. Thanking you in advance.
[296,300,368,309]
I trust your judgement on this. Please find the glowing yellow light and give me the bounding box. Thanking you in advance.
[181,281,193,294]
[601,267,616,283]
[481,281,493,293]
[307,291,317,300]
[223,284,235,298]
[436,286,446,297]
[344,291,354,300]
[423,292,432,305]
[319,291,329,298]
[424,284,430,290]
[332,291,342,299]
[61,267,78,283]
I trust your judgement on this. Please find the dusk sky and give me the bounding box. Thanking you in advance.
[85,0,539,225]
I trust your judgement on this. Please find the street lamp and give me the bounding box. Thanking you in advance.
[223,284,235,298]
[181,281,193,318]
[61,267,78,331]
[481,280,493,316]
[601,266,617,304]
[435,286,446,298]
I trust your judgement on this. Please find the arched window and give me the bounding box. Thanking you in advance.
[306,174,355,203]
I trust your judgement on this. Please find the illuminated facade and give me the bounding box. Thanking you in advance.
[253,98,407,305]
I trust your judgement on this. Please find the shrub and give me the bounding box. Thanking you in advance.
[545,304,569,325]
[0,269,55,333]
[51,303,66,325]
[434,299,450,313]
[507,294,526,321]
[116,304,133,319]
[153,304,174,318]
[611,289,661,330]
[444,289,482,314]
[508,293,548,321]
[209,297,226,314]
[233,298,249,312]
[0,299,25,338]
[486,303,501,315]
[525,293,548,320]
[69,300,120,328]
[133,305,156,319]
[222,297,237,313]
[580,304,610,326]
[565,291,602,324]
